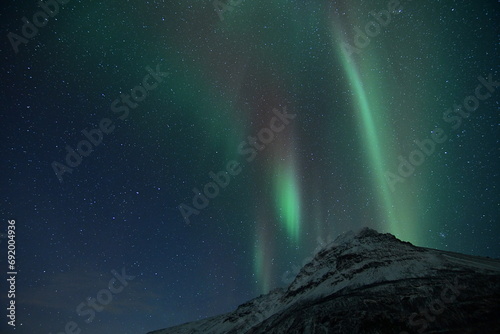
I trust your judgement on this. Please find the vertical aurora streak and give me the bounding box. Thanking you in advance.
[274,161,301,243]
[253,233,271,293]
[329,20,420,243]
[253,209,275,294]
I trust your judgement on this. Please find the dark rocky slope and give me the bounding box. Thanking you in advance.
[147,228,500,334]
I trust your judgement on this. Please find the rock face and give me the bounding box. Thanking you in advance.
[147,228,500,334]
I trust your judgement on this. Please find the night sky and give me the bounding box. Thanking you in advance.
[1,0,499,333]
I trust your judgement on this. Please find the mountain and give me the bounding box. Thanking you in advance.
[146,228,500,334]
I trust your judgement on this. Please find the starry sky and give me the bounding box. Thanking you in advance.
[1,0,499,333]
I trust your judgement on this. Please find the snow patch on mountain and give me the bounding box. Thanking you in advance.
[146,227,500,334]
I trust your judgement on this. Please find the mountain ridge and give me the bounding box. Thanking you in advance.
[146,227,500,334]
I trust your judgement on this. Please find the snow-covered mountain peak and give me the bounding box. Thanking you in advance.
[146,228,500,334]
[285,228,428,299]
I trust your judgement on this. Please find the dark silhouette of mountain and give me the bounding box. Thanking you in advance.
[147,228,500,334]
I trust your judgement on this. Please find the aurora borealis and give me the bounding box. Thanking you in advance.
[1,0,499,333]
